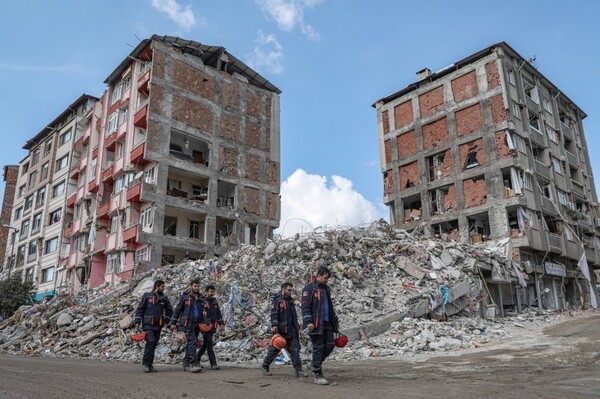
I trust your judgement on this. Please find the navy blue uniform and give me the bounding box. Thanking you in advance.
[262,293,303,372]
[171,289,205,367]
[134,291,173,368]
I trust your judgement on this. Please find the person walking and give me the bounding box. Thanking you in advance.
[262,282,308,378]
[196,284,224,370]
[301,266,340,385]
[170,278,204,373]
[134,279,173,373]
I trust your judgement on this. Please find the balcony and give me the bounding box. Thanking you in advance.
[66,193,77,208]
[138,69,151,94]
[571,181,585,198]
[585,246,598,264]
[534,160,551,180]
[547,232,563,253]
[88,179,98,193]
[123,225,138,243]
[565,150,578,167]
[530,127,545,146]
[70,163,81,179]
[105,131,118,150]
[102,164,114,182]
[541,196,556,215]
[560,122,574,141]
[97,198,110,219]
[127,181,142,202]
[131,142,148,165]
[73,134,84,150]
[134,103,148,129]
[63,222,73,237]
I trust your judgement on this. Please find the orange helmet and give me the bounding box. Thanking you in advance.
[271,334,287,350]
[131,331,147,342]
[335,335,348,348]
[198,323,212,332]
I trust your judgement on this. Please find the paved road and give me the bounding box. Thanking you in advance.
[1,315,600,398]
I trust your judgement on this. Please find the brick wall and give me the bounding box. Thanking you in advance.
[148,85,164,115]
[422,117,449,150]
[397,130,417,159]
[495,130,513,159]
[444,185,457,211]
[244,186,260,215]
[459,138,486,170]
[394,100,413,129]
[266,161,278,186]
[399,161,420,190]
[490,94,507,124]
[245,121,261,149]
[246,92,261,118]
[174,60,216,101]
[384,139,392,164]
[172,95,214,133]
[463,177,487,208]
[265,125,271,153]
[219,113,240,141]
[451,71,478,103]
[219,146,239,176]
[222,82,240,110]
[384,170,394,195]
[0,166,18,267]
[434,148,453,179]
[267,192,278,219]
[455,103,483,137]
[382,110,390,134]
[419,87,444,118]
[152,48,166,80]
[486,61,501,89]
[245,154,261,181]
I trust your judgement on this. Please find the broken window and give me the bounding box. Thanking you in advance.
[546,126,558,143]
[529,111,541,132]
[427,151,449,181]
[164,216,177,236]
[189,220,202,239]
[508,207,532,237]
[463,142,481,170]
[217,180,235,208]
[216,217,235,246]
[523,75,539,103]
[467,213,490,244]
[431,220,459,240]
[430,186,454,215]
[169,130,211,166]
[244,223,257,245]
[402,195,421,222]
[551,158,563,174]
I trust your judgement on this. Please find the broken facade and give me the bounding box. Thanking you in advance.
[375,42,600,314]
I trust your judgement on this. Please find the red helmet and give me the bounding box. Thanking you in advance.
[198,323,212,332]
[131,331,147,342]
[335,335,348,348]
[271,334,287,350]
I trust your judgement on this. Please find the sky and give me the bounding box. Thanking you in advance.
[1,0,599,237]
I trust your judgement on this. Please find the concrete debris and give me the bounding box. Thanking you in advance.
[0,222,567,364]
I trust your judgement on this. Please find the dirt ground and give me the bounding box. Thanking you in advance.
[1,313,599,399]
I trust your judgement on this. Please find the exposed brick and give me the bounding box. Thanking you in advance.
[486,61,501,89]
[383,170,394,195]
[490,94,507,124]
[384,139,392,164]
[397,130,417,159]
[244,186,260,215]
[495,130,515,160]
[246,121,261,149]
[459,138,486,170]
[151,49,166,80]
[219,113,240,141]
[221,82,240,109]
[422,117,449,150]
[172,95,214,133]
[455,103,483,137]
[174,60,215,101]
[219,146,239,176]
[267,192,278,219]
[265,125,271,153]
[419,86,444,118]
[429,149,453,179]
[148,85,164,115]
[463,177,487,208]
[0,166,18,265]
[266,161,278,186]
[245,154,261,181]
[451,71,478,103]
[394,100,413,129]
[444,185,457,211]
[382,110,390,134]
[399,161,420,190]
[265,95,272,119]
[247,92,261,118]
[145,120,160,154]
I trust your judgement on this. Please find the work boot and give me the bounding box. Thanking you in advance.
[295,369,308,378]
[142,366,151,373]
[211,365,220,370]
[183,365,202,373]
[149,366,158,373]
[313,373,329,385]
[262,366,272,376]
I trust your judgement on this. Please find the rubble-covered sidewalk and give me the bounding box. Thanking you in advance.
[0,222,575,365]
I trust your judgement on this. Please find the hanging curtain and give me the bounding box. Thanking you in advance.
[517,207,530,232]
[506,131,515,149]
[510,168,522,194]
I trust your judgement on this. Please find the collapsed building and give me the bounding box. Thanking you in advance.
[373,42,600,314]
[0,223,579,364]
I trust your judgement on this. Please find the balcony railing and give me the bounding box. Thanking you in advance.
[560,122,574,141]
[547,232,563,253]
[530,127,545,146]
[571,181,584,198]
[541,196,556,214]
[565,150,577,167]
[534,160,551,180]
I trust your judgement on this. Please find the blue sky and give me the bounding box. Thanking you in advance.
[1,0,599,236]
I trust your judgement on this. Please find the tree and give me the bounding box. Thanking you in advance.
[0,275,34,318]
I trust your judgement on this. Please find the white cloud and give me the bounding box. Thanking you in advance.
[246,30,284,75]
[150,0,196,30]
[255,0,323,41]
[276,169,385,237]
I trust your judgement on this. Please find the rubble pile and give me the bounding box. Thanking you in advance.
[0,222,530,364]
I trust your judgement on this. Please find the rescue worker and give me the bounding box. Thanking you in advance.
[170,278,204,373]
[261,282,308,378]
[301,266,340,385]
[134,279,173,373]
[196,284,225,369]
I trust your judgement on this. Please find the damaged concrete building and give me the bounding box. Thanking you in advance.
[2,35,281,296]
[374,42,600,313]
